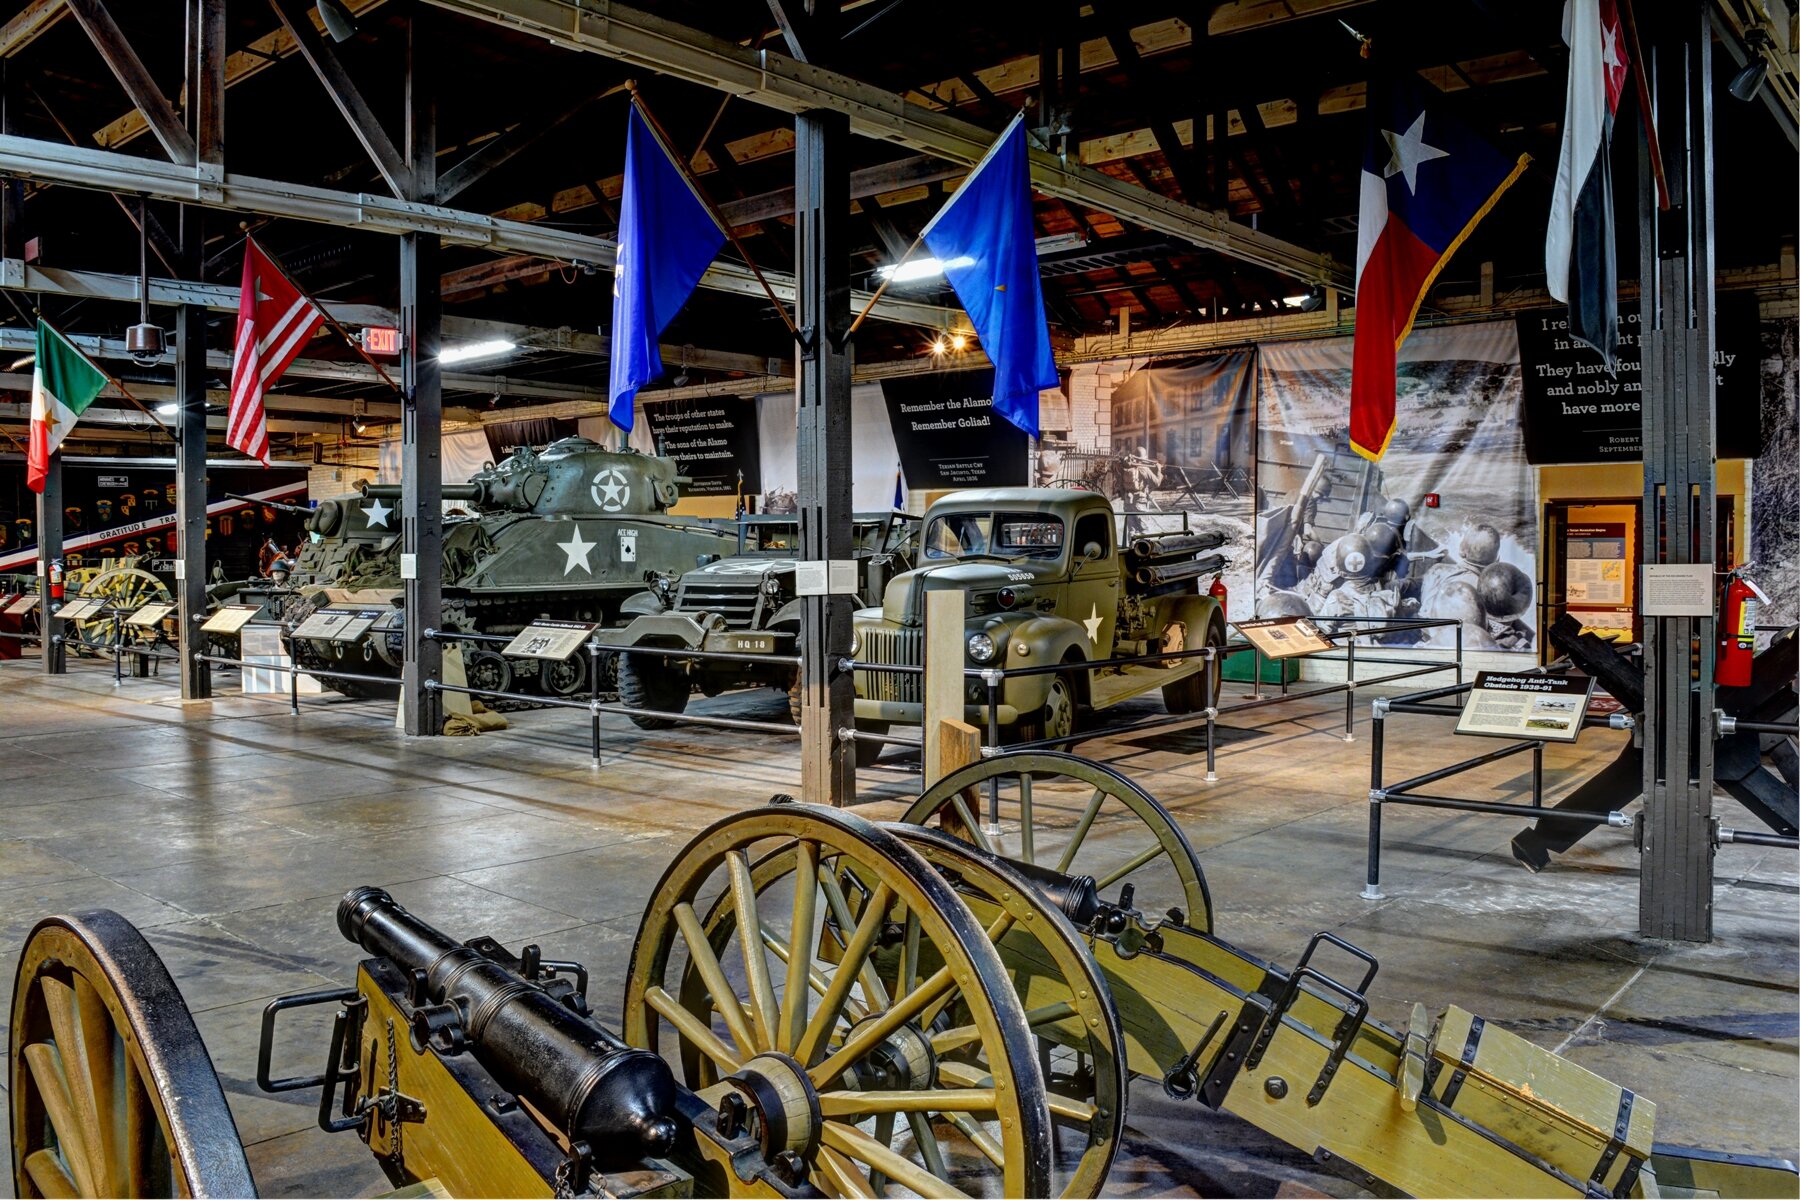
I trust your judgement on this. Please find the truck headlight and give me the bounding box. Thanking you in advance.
[967,632,996,662]
[849,628,860,656]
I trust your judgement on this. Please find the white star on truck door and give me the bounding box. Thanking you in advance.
[559,526,594,575]
[1083,604,1104,643]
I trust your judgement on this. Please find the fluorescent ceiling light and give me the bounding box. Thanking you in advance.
[440,339,517,364]
[155,402,178,416]
[1034,232,1088,255]
[876,255,974,284]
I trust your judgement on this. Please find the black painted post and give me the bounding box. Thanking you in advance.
[174,208,211,701]
[399,12,443,737]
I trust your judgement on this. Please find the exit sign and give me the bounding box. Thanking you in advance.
[362,326,401,355]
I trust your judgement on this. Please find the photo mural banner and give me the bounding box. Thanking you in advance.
[1516,292,1763,463]
[1052,351,1256,620]
[1255,321,1538,654]
[881,368,1028,489]
[641,395,762,497]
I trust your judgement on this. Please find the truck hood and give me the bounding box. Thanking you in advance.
[880,558,1054,626]
[685,556,790,580]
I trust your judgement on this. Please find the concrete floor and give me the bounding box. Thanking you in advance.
[1,658,1795,1197]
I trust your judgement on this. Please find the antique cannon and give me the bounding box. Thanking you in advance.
[12,765,1798,1199]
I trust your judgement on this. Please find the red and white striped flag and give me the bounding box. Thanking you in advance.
[228,239,323,464]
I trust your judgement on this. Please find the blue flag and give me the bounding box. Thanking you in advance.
[919,114,1058,437]
[608,104,726,430]
[893,467,906,510]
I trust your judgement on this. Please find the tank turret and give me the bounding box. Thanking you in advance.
[359,438,683,518]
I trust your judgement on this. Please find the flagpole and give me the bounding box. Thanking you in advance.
[624,83,800,338]
[1616,0,1670,212]
[845,232,926,338]
[249,235,404,395]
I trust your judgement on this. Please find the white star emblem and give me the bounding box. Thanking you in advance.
[1381,111,1450,195]
[1082,604,1105,644]
[362,498,392,528]
[559,525,595,575]
[590,468,630,512]
[1601,21,1622,71]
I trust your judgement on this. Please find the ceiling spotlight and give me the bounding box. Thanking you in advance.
[878,255,975,285]
[930,335,949,355]
[1298,285,1326,313]
[316,0,358,42]
[439,339,517,364]
[950,331,968,351]
[127,195,167,366]
[155,401,178,417]
[8,353,34,371]
[351,417,368,435]
[1729,29,1773,101]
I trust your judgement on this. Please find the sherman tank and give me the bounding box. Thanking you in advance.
[284,437,739,699]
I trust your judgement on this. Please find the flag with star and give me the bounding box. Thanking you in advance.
[27,321,109,493]
[1547,0,1630,371]
[1350,76,1529,460]
[229,237,324,465]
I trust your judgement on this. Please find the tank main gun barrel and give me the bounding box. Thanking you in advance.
[1133,553,1228,588]
[228,493,312,515]
[358,482,483,502]
[1126,530,1228,561]
[335,886,679,1168]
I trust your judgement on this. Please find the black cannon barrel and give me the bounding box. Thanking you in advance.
[357,482,483,502]
[227,493,312,515]
[1133,553,1228,588]
[1127,530,1227,560]
[337,886,679,1167]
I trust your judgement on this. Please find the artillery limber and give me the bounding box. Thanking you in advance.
[12,756,1795,1197]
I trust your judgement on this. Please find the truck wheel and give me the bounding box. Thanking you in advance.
[1162,614,1227,714]
[618,649,689,730]
[1014,671,1079,745]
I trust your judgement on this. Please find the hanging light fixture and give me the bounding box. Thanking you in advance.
[316,0,357,43]
[125,196,167,366]
[1729,28,1774,101]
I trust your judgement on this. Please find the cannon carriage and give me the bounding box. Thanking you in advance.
[12,758,1795,1199]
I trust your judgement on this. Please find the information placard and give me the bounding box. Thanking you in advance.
[201,604,264,634]
[53,599,105,622]
[502,620,598,661]
[1234,615,1335,659]
[6,594,40,615]
[1455,672,1594,742]
[292,609,356,640]
[125,602,176,628]
[327,609,384,643]
[1641,563,1715,617]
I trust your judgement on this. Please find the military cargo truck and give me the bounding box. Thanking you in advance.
[851,487,1229,763]
[609,513,920,728]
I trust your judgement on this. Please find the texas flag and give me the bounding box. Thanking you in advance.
[1546,0,1630,371]
[1350,78,1529,460]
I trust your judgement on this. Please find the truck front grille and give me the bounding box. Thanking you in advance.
[676,578,764,629]
[856,626,921,704]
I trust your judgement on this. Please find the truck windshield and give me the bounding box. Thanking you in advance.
[925,512,1065,560]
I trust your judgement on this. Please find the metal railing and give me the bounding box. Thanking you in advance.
[839,616,1466,783]
[423,629,801,765]
[1361,668,1796,901]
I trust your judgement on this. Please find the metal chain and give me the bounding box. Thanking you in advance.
[384,1018,403,1171]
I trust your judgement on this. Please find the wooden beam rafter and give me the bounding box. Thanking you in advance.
[267,0,412,199]
[63,0,197,164]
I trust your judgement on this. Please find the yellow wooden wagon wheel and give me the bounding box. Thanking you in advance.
[624,805,1054,1198]
[10,911,255,1198]
[74,567,171,653]
[902,751,1214,932]
[885,825,1126,1198]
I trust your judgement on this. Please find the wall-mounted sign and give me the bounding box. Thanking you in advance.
[1565,522,1628,607]
[1641,563,1715,617]
[1455,672,1594,742]
[1516,296,1762,463]
[882,369,1028,489]
[362,326,401,355]
[641,395,762,496]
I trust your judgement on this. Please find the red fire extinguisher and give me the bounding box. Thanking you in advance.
[48,558,64,601]
[1209,573,1228,602]
[1715,564,1765,687]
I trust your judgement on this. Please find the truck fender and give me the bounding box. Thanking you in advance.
[769,598,803,628]
[1001,615,1091,709]
[608,612,709,650]
[1159,594,1226,664]
[620,589,667,618]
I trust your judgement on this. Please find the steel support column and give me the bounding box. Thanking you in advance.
[174,211,210,700]
[794,107,854,806]
[1637,4,1718,941]
[400,12,442,736]
[36,457,63,673]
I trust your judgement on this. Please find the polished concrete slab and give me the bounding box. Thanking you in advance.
[1,658,1794,1197]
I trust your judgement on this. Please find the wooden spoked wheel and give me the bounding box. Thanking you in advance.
[10,911,255,1198]
[901,752,1214,933]
[73,567,171,653]
[886,825,1125,1198]
[624,805,1054,1198]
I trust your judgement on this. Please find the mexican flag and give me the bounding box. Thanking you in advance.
[27,321,108,493]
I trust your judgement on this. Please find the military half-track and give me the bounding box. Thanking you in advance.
[608,513,920,728]
[284,437,738,699]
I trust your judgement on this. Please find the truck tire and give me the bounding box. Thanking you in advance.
[1163,613,1227,714]
[1012,665,1081,745]
[618,649,689,730]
